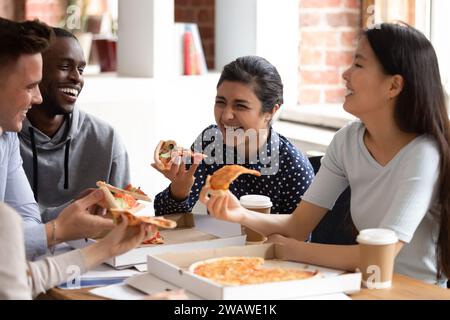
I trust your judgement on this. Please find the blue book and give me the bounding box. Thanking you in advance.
[58,277,126,289]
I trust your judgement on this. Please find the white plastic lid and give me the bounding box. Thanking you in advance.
[239,195,272,209]
[356,228,398,245]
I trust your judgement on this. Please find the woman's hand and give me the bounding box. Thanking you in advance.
[98,215,156,257]
[266,234,304,261]
[199,187,246,223]
[151,154,204,201]
[81,214,156,269]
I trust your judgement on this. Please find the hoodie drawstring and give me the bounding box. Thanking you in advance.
[63,113,72,190]
[29,127,39,202]
[29,114,72,198]
[64,139,71,189]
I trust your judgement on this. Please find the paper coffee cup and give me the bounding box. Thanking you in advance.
[239,195,272,243]
[356,228,398,289]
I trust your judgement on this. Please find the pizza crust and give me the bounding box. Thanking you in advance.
[97,181,152,202]
[109,209,177,229]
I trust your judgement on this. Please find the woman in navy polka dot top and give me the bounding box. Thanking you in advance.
[153,56,314,216]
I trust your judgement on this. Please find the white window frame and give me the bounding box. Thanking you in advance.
[429,0,450,107]
[280,0,449,130]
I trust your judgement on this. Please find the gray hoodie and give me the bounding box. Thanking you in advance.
[18,107,130,222]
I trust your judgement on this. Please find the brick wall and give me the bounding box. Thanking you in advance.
[25,0,66,26]
[0,0,25,20]
[175,0,215,69]
[299,0,361,105]
[21,0,361,99]
[22,0,216,69]
[0,0,15,19]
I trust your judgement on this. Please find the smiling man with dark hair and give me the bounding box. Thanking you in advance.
[0,19,117,260]
[19,27,130,222]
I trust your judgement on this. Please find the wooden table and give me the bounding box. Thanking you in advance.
[351,274,450,300]
[46,273,450,300]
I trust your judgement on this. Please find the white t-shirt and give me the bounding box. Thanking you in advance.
[303,121,444,285]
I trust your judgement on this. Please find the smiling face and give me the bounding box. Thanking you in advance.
[0,54,43,132]
[38,36,86,114]
[214,81,272,147]
[342,36,396,119]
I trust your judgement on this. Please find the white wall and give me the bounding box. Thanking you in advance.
[431,0,450,99]
[78,74,219,198]
[117,0,174,77]
[215,0,299,109]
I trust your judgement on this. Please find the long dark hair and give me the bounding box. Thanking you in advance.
[365,23,450,279]
[217,55,284,114]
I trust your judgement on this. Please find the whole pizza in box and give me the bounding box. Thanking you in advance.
[190,256,318,286]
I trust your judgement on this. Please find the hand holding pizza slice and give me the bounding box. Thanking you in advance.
[199,165,261,224]
[153,140,206,171]
[96,181,149,213]
[96,181,176,245]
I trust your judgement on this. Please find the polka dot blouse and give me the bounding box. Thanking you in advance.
[154,125,315,216]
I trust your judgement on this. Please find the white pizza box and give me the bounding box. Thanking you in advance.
[143,243,361,300]
[68,213,246,268]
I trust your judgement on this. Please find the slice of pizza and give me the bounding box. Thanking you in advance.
[107,210,177,230]
[205,165,261,194]
[153,140,205,171]
[123,184,152,202]
[142,230,165,245]
[97,181,177,229]
[107,210,175,247]
[96,181,148,212]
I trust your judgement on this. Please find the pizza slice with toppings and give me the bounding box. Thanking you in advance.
[142,231,165,245]
[96,181,177,233]
[154,140,205,171]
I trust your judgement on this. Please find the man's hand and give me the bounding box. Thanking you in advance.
[75,188,107,216]
[48,189,114,246]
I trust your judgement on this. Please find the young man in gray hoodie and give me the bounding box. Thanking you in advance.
[19,28,130,222]
[0,18,116,260]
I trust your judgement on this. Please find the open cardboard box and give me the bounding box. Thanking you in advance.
[68,213,245,268]
[137,243,361,300]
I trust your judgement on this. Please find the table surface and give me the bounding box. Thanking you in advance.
[46,273,450,300]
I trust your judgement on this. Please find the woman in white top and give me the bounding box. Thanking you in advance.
[0,198,150,299]
[0,200,186,300]
[199,23,450,286]
[0,125,182,299]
